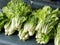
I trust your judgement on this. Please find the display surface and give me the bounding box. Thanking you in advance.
[0,0,60,45]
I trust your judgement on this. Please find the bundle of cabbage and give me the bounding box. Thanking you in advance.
[35,6,59,44]
[2,0,31,35]
[18,15,38,41]
[54,23,60,45]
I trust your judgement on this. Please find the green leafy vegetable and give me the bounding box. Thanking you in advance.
[54,23,60,45]
[18,15,38,41]
[35,6,59,44]
[2,0,31,35]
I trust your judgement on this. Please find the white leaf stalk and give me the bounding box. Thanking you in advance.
[4,16,26,35]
